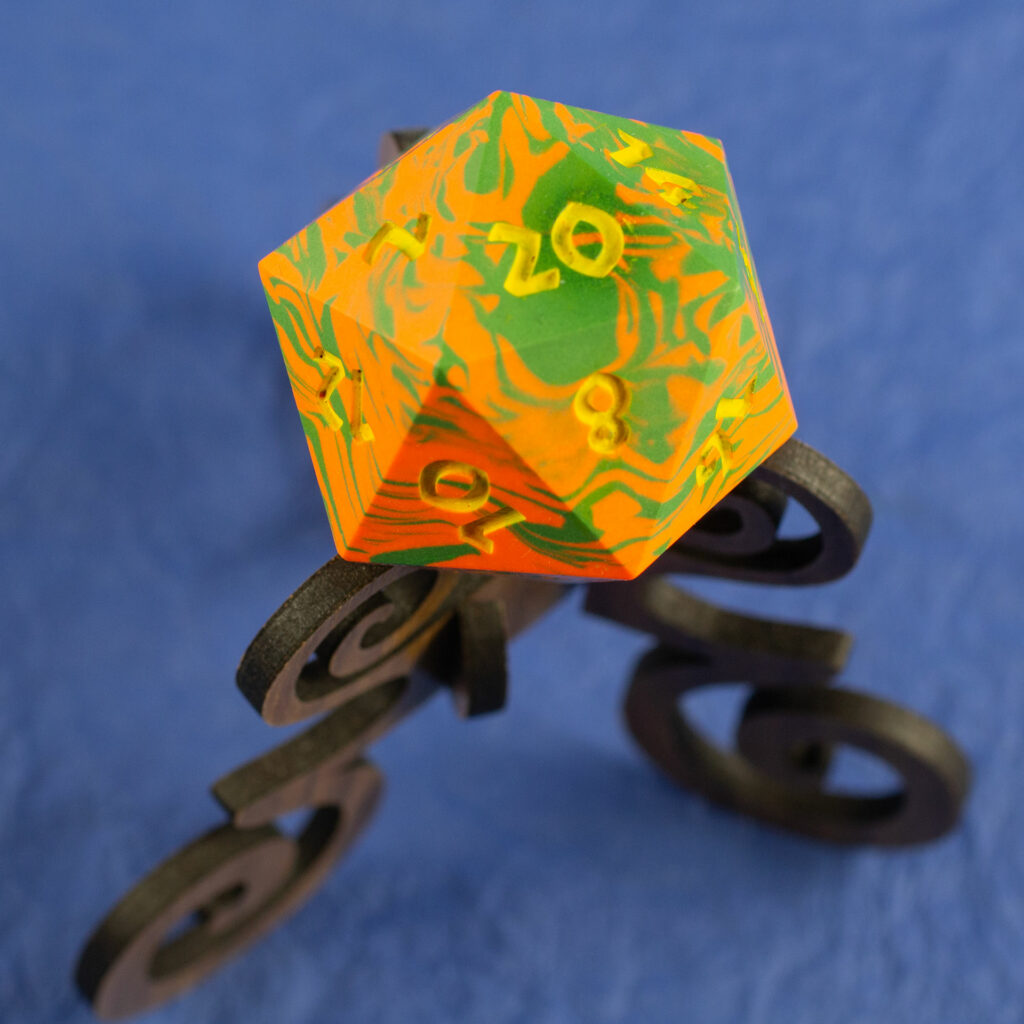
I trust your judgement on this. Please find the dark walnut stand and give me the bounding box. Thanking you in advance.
[75,439,969,1018]
[75,131,970,1019]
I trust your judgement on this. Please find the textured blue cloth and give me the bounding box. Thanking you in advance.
[1,2,1022,1022]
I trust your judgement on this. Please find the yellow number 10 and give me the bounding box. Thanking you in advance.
[418,460,525,554]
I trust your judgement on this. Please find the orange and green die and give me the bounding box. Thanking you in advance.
[259,90,797,581]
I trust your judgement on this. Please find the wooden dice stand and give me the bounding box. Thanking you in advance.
[75,437,969,1018]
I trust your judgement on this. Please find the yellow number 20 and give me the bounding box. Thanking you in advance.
[489,201,625,297]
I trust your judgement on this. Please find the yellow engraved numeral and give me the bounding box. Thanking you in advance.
[365,213,432,263]
[696,379,756,487]
[643,168,701,207]
[418,459,525,554]
[696,430,734,488]
[550,202,625,279]
[487,223,561,296]
[313,349,346,431]
[459,507,526,554]
[715,379,756,422]
[312,347,372,442]
[607,129,653,167]
[489,201,625,297]
[349,368,374,442]
[419,460,490,512]
[606,131,703,208]
[714,396,748,421]
[573,372,630,455]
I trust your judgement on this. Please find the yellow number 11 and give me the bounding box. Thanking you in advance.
[313,347,373,442]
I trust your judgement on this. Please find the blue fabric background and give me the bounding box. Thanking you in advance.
[1,2,1021,1022]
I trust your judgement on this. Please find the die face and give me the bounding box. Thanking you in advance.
[260,91,797,580]
[260,237,432,557]
[350,382,611,577]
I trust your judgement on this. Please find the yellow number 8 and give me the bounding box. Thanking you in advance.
[573,372,630,455]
